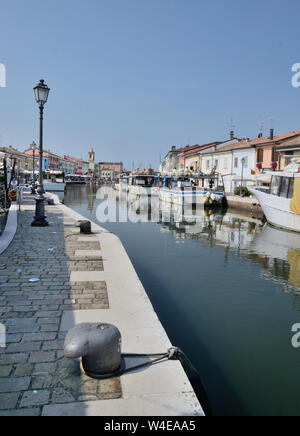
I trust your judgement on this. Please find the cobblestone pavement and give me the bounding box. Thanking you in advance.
[0,192,121,416]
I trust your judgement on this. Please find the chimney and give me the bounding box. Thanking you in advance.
[270,129,274,140]
[230,130,234,140]
[171,146,176,151]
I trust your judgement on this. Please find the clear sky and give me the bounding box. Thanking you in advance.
[1,0,300,169]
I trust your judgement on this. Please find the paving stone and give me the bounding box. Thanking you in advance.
[0,393,20,410]
[7,341,42,353]
[0,353,28,365]
[0,365,12,377]
[14,364,34,377]
[20,390,50,408]
[29,352,56,363]
[0,407,41,416]
[42,341,64,351]
[31,375,54,390]
[33,362,57,375]
[22,332,57,342]
[0,376,31,393]
[51,388,76,404]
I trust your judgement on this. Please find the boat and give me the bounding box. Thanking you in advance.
[65,174,90,185]
[159,175,227,208]
[114,176,129,192]
[249,159,300,233]
[128,175,160,197]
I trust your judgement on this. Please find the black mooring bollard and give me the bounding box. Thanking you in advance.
[64,323,123,378]
[76,220,92,234]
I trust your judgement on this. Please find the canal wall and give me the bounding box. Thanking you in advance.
[226,195,264,218]
[43,192,204,416]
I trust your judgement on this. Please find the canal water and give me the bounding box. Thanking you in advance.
[63,185,300,416]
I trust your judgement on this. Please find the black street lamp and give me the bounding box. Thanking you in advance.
[30,141,37,194]
[31,79,50,227]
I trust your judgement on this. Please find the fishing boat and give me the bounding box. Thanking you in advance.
[159,175,227,208]
[249,159,300,233]
[65,174,90,185]
[114,176,129,192]
[128,175,160,197]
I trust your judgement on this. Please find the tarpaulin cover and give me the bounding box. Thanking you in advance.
[290,178,300,214]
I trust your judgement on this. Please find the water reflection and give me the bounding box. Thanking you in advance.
[63,185,300,295]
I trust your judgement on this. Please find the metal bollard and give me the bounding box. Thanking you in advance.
[64,323,123,378]
[76,220,92,234]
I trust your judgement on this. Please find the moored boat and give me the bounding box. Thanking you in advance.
[128,175,160,197]
[249,159,300,233]
[159,175,227,208]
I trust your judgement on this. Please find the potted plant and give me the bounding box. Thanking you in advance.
[256,163,262,172]
[271,161,278,171]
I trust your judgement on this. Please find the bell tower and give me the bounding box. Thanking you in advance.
[88,147,95,163]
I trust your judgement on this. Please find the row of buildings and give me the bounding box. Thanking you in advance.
[160,129,300,192]
[0,144,123,180]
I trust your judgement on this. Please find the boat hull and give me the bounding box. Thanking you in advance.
[128,186,159,197]
[249,187,300,233]
[159,188,226,207]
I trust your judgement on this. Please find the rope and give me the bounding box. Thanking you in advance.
[79,346,212,415]
[86,347,202,380]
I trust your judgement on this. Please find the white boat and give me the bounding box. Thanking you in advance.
[128,175,160,197]
[65,174,90,185]
[159,176,226,208]
[114,176,129,192]
[249,159,300,233]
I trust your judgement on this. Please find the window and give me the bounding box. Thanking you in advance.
[234,158,238,168]
[288,178,295,199]
[270,176,281,196]
[206,160,210,170]
[214,160,219,169]
[280,177,289,198]
[242,157,248,168]
[257,149,264,163]
[224,158,228,169]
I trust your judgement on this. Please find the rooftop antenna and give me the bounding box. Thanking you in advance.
[228,118,236,140]
[228,117,235,128]
[258,120,264,138]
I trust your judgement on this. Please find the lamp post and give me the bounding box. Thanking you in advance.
[31,79,50,227]
[30,141,37,194]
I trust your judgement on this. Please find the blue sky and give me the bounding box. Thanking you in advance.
[0,0,300,169]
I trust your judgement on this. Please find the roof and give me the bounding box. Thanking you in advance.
[181,142,221,156]
[0,147,27,157]
[166,142,221,158]
[206,130,300,153]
